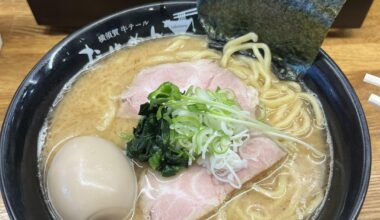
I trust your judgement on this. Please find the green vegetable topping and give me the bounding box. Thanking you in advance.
[126,82,322,185]
[126,101,188,177]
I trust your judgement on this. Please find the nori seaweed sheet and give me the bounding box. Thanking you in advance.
[197,0,346,79]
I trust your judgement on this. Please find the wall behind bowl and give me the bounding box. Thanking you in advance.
[26,0,373,29]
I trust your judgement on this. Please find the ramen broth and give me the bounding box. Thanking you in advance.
[40,35,332,220]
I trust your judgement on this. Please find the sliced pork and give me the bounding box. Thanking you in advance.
[119,60,258,118]
[208,71,258,114]
[139,136,286,220]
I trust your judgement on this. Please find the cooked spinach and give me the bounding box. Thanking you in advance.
[126,87,189,177]
[125,82,320,179]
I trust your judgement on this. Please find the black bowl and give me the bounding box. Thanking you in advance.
[0,1,371,219]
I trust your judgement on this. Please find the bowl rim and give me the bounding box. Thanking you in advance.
[0,1,371,219]
[318,49,371,219]
[0,1,196,218]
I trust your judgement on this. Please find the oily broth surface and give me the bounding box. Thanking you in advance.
[41,35,331,220]
[215,128,329,220]
[41,36,208,162]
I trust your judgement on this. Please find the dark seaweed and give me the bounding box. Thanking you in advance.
[197,0,346,80]
[126,104,189,176]
[126,83,189,177]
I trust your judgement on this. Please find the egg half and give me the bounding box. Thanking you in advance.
[47,136,137,220]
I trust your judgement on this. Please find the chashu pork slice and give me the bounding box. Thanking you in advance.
[119,60,258,118]
[207,70,258,115]
[139,136,286,220]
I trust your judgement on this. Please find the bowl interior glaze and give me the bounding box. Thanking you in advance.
[0,2,370,220]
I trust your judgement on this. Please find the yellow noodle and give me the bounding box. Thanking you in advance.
[221,35,274,91]
[165,39,186,51]
[274,186,301,219]
[262,89,283,99]
[246,75,261,89]
[252,174,288,199]
[176,50,200,59]
[236,55,260,78]
[145,55,175,65]
[260,89,296,108]
[286,81,302,92]
[298,93,324,127]
[257,65,272,91]
[274,100,303,128]
[275,171,319,219]
[247,61,260,81]
[247,209,267,220]
[193,51,221,60]
[252,43,271,71]
[226,66,249,80]
[291,121,300,132]
[223,32,258,53]
[291,110,312,137]
[222,43,259,67]
[234,206,251,220]
[271,104,289,124]
[43,34,329,220]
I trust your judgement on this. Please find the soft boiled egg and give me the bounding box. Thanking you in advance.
[46,136,137,220]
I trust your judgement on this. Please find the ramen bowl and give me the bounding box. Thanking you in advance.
[0,1,371,219]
